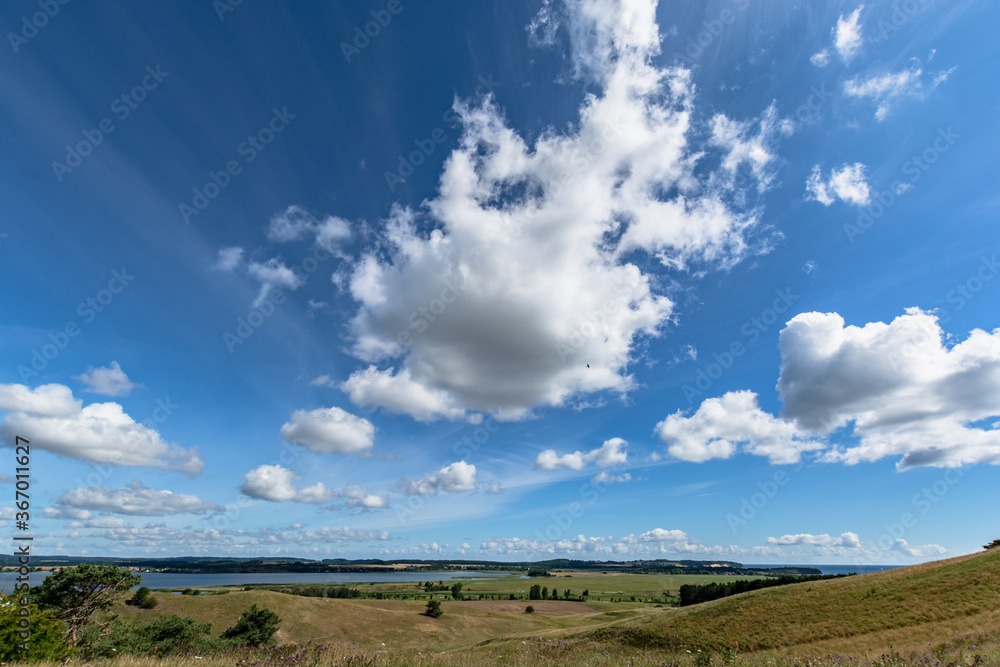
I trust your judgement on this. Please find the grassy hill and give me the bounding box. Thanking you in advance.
[585,548,1000,656]
[91,550,1000,666]
[116,589,633,653]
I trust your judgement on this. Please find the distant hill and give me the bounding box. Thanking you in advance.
[0,554,818,576]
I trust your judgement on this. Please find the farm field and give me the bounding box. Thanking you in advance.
[217,570,767,606]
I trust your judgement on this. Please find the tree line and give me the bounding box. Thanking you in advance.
[678,574,850,606]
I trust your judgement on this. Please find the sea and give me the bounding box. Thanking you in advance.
[0,569,512,594]
[744,563,902,576]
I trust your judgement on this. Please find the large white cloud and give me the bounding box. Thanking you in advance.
[279,407,375,455]
[0,383,80,416]
[534,437,628,470]
[55,480,221,516]
[240,464,334,504]
[334,0,774,422]
[656,391,823,464]
[780,309,1000,468]
[659,309,1000,469]
[0,383,203,475]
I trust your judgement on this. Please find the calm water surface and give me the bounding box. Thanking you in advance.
[0,569,512,593]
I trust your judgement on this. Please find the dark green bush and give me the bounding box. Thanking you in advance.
[78,614,218,658]
[424,600,443,618]
[0,593,73,661]
[220,604,281,647]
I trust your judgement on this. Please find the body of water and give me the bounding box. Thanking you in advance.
[0,569,512,593]
[745,563,902,576]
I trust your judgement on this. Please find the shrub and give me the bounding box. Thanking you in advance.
[0,593,73,661]
[182,588,194,595]
[984,539,1000,550]
[140,594,159,609]
[128,586,152,606]
[136,614,215,654]
[525,605,535,613]
[221,604,281,647]
[424,600,443,618]
[78,614,219,658]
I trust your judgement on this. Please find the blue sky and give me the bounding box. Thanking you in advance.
[1,0,998,564]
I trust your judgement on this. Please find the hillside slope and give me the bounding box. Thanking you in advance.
[117,590,622,651]
[588,549,1000,654]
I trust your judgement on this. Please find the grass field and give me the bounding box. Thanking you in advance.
[20,551,1000,665]
[217,570,762,607]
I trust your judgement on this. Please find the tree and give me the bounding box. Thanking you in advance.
[582,589,589,597]
[541,586,548,600]
[424,600,443,618]
[31,564,141,644]
[0,593,73,661]
[220,604,281,647]
[450,582,464,600]
[525,605,535,613]
[565,589,571,599]
[984,539,1000,550]
[551,588,558,599]
[529,584,542,600]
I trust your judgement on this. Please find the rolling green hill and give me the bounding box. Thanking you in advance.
[92,550,1000,666]
[586,548,1000,656]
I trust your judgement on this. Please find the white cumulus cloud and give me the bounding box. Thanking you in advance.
[279,407,375,455]
[399,461,477,495]
[0,383,202,475]
[335,0,775,423]
[656,391,823,464]
[75,361,141,397]
[535,437,629,470]
[658,308,1000,469]
[240,464,334,503]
